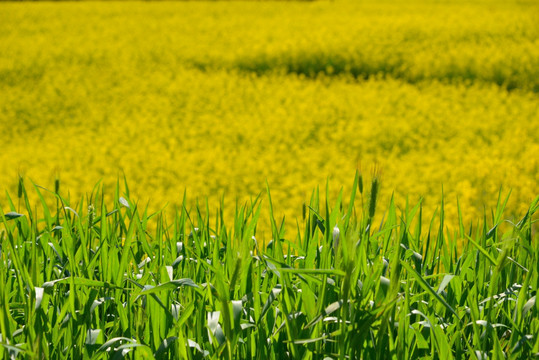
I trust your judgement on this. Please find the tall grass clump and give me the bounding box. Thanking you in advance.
[0,176,537,359]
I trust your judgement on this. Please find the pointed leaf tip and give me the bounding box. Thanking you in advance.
[119,197,130,209]
[4,211,24,220]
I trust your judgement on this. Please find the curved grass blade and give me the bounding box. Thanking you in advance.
[401,261,460,320]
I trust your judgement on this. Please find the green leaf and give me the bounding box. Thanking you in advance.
[35,287,44,310]
[305,300,343,329]
[522,296,535,317]
[465,235,497,265]
[259,286,282,324]
[4,211,23,220]
[86,329,102,345]
[232,300,243,324]
[95,337,136,354]
[437,274,455,294]
[401,261,460,320]
[0,343,25,357]
[207,311,226,346]
[119,197,130,209]
[293,335,328,345]
[136,279,200,299]
[154,337,178,357]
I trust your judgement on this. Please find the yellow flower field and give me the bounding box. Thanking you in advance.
[1,0,538,238]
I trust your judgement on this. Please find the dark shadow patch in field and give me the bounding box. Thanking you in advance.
[0,64,47,88]
[192,52,538,94]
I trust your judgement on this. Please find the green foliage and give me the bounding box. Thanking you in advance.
[1,1,538,236]
[0,177,537,359]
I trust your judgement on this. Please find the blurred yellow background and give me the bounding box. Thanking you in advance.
[1,1,537,237]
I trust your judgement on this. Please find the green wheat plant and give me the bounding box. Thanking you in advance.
[0,175,537,359]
